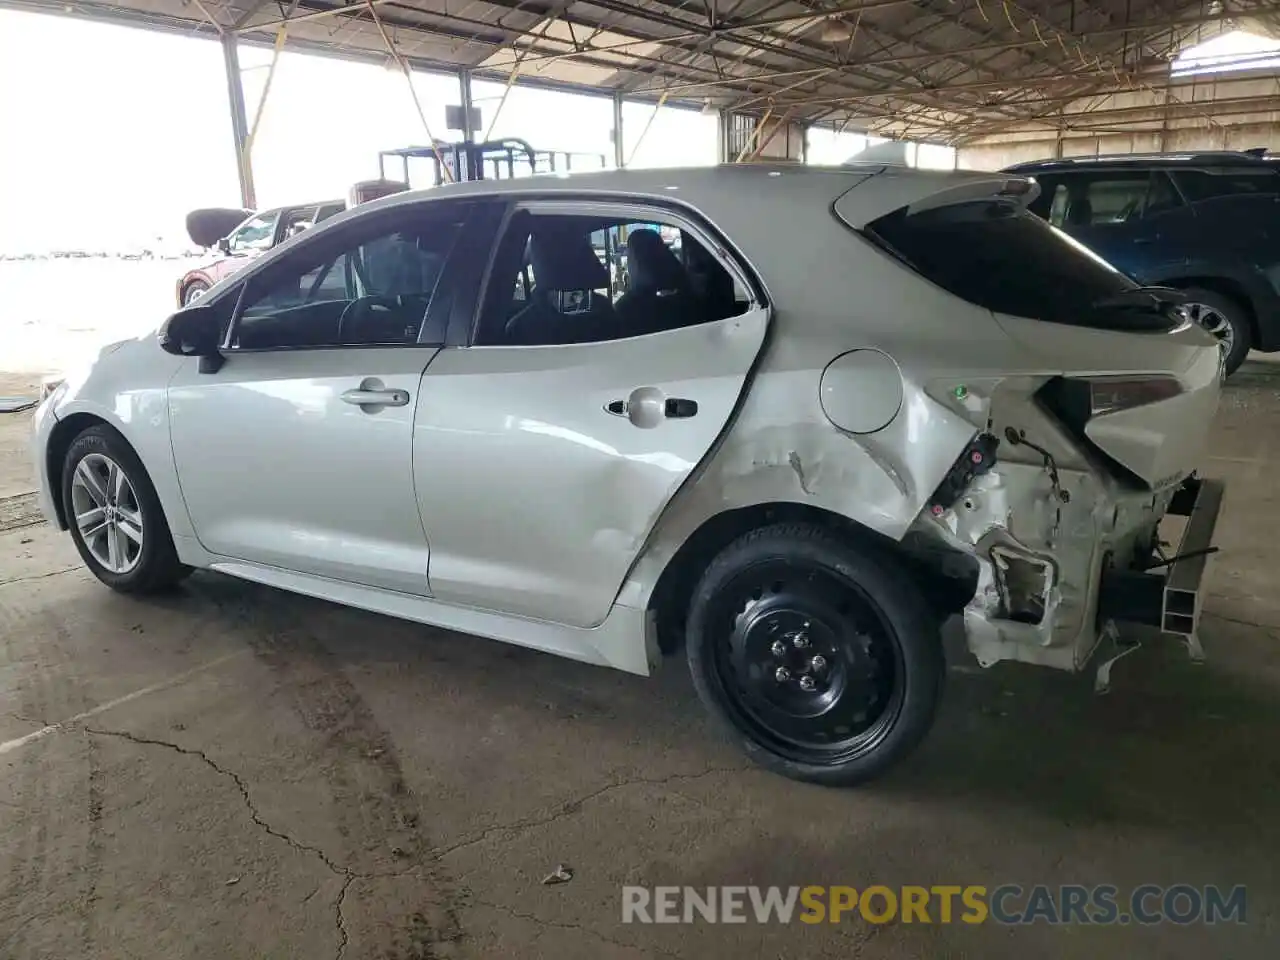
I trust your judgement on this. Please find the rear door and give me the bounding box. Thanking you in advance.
[413,198,769,628]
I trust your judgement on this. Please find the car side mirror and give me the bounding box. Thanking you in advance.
[158,304,226,372]
[218,236,232,255]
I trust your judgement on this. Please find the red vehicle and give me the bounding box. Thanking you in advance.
[177,199,344,305]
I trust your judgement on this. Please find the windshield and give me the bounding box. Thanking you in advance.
[864,198,1141,327]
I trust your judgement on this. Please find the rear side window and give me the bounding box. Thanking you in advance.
[1173,168,1280,202]
[863,199,1137,325]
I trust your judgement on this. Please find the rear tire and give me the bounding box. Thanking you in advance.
[686,523,944,787]
[61,425,192,594]
[1182,287,1250,378]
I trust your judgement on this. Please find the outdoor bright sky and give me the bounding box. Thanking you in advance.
[0,9,718,254]
[3,7,1257,256]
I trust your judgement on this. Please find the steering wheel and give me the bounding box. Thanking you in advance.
[336,295,402,344]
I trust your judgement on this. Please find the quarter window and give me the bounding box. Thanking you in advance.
[476,208,749,346]
[863,198,1140,328]
[230,208,462,350]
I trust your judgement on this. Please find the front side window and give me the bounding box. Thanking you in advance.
[476,208,749,346]
[230,208,462,350]
[227,211,280,254]
[863,198,1142,327]
[1080,174,1156,225]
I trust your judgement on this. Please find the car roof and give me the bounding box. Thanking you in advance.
[353,162,1033,229]
[1005,151,1274,173]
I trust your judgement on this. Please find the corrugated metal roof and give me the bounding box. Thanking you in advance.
[4,0,1277,142]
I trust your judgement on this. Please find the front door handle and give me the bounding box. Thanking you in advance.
[341,387,410,407]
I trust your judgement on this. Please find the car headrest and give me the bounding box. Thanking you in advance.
[529,228,609,291]
[626,228,687,293]
[1065,195,1093,226]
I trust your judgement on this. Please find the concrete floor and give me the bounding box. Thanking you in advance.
[1,365,1278,959]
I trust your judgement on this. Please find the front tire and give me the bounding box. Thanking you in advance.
[686,523,944,787]
[62,425,191,593]
[182,280,210,305]
[1182,287,1250,378]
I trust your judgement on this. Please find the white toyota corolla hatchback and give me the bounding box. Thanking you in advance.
[31,165,1225,785]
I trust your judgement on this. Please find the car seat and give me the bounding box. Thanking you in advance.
[1065,195,1093,227]
[505,227,616,345]
[614,229,703,334]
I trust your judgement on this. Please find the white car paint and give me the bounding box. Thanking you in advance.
[31,163,1223,682]
[413,309,769,627]
[167,347,440,596]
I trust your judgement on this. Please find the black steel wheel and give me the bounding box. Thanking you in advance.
[687,523,944,786]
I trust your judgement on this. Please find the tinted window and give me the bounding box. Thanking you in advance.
[1174,168,1280,202]
[1082,175,1152,223]
[864,199,1137,325]
[231,210,461,349]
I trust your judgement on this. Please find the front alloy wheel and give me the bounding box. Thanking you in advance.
[62,425,191,593]
[71,453,145,574]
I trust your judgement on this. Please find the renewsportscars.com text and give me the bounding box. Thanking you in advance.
[621,884,1247,926]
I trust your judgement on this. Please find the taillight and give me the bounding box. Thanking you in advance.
[1039,376,1183,432]
[1037,376,1185,488]
[1086,376,1183,416]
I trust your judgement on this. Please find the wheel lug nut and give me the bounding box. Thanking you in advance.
[799,676,817,692]
[793,634,810,649]
[774,666,791,683]
[810,655,827,672]
[771,640,787,657]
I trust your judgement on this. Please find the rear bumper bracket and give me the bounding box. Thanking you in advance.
[1097,476,1224,644]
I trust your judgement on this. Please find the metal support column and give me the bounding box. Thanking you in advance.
[612,91,626,168]
[221,34,257,209]
[459,69,477,141]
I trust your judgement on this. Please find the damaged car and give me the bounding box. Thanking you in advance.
[30,165,1224,786]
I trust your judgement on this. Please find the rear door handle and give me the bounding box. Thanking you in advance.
[605,395,699,421]
[663,398,698,418]
[341,388,410,407]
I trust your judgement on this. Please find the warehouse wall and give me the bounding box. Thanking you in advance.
[957,71,1280,170]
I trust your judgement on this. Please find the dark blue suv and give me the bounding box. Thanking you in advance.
[1005,151,1280,376]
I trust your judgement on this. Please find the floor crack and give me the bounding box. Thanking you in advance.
[434,765,749,860]
[0,566,80,587]
[84,725,357,960]
[334,874,353,960]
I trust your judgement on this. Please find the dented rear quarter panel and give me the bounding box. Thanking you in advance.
[624,169,1221,675]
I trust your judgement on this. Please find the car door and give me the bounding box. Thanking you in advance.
[413,199,770,628]
[168,199,485,595]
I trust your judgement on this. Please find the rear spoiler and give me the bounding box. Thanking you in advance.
[904,177,1041,217]
[832,170,1041,229]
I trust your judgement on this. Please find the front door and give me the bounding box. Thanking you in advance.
[168,199,476,595]
[414,201,769,628]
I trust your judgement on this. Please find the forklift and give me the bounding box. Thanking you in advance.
[376,138,607,189]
